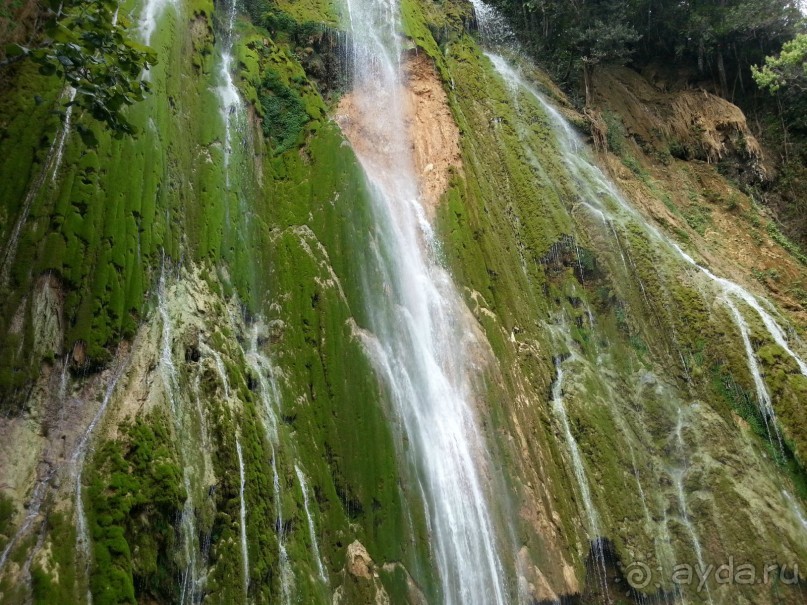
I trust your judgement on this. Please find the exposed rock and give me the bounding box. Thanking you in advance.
[346,540,374,579]
[335,52,461,217]
[403,52,463,214]
[32,274,63,360]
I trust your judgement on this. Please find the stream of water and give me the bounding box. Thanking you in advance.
[72,355,131,604]
[550,355,610,599]
[158,275,206,605]
[341,0,511,600]
[295,464,328,584]
[236,436,250,600]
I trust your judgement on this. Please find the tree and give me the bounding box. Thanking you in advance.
[752,33,807,92]
[573,13,641,106]
[3,0,156,137]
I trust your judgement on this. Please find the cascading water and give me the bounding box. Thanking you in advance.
[246,326,280,440]
[140,0,176,45]
[51,87,77,183]
[472,0,807,394]
[158,276,205,604]
[272,454,294,605]
[0,85,77,288]
[72,356,130,603]
[671,410,712,605]
[549,351,610,600]
[242,324,299,599]
[783,490,807,531]
[340,0,510,601]
[236,436,250,599]
[216,0,245,189]
[295,464,328,584]
[724,297,783,453]
[468,5,807,601]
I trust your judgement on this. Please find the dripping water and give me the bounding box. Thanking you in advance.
[549,355,610,601]
[295,465,328,584]
[236,436,250,600]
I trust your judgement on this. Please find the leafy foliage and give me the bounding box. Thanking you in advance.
[752,33,807,92]
[5,0,156,136]
[492,0,803,98]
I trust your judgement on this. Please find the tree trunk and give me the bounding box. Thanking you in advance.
[717,45,728,98]
[582,62,594,108]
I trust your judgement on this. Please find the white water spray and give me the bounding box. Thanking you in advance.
[549,356,610,599]
[340,0,511,597]
[295,465,328,584]
[272,452,294,605]
[236,436,250,599]
[158,275,205,604]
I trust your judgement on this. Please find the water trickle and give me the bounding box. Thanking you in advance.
[236,436,250,600]
[782,490,807,532]
[51,87,77,183]
[295,465,328,584]
[272,451,294,604]
[724,298,783,453]
[0,86,79,287]
[475,10,807,486]
[0,466,55,573]
[204,343,231,399]
[158,275,205,603]
[340,0,510,598]
[549,355,610,600]
[671,410,712,605]
[246,326,281,440]
[72,356,130,604]
[139,0,176,45]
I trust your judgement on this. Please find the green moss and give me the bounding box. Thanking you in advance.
[86,412,185,604]
[260,71,309,153]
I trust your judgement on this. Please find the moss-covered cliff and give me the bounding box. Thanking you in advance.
[1,0,806,603]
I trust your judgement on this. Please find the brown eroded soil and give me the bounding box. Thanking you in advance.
[335,52,461,216]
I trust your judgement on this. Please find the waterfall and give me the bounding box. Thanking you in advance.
[549,356,610,599]
[295,465,328,584]
[158,275,205,604]
[724,297,783,453]
[471,0,807,389]
[0,85,78,288]
[71,355,130,604]
[236,436,250,600]
[272,453,294,605]
[671,410,712,605]
[203,343,232,399]
[246,325,280,440]
[140,0,176,45]
[474,7,807,474]
[783,490,807,532]
[216,0,245,189]
[0,467,55,573]
[51,87,77,183]
[340,0,510,600]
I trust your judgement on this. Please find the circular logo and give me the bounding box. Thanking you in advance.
[625,562,652,589]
